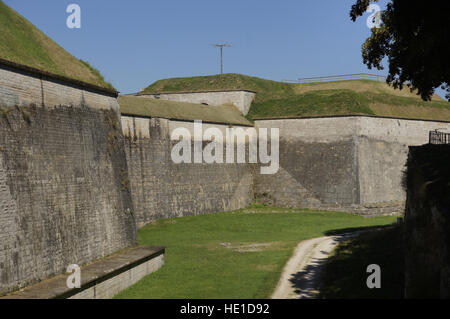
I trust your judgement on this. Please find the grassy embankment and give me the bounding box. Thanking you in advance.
[142,73,450,122]
[115,206,395,299]
[0,1,113,90]
[118,95,252,126]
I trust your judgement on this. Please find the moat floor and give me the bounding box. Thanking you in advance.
[114,206,395,299]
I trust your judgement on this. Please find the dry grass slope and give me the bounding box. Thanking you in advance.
[142,74,450,122]
[0,1,113,90]
[119,95,252,126]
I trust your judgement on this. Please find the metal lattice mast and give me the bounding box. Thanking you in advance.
[212,44,232,74]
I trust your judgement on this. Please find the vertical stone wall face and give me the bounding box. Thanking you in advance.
[404,144,450,298]
[140,91,256,115]
[122,116,255,227]
[0,64,119,113]
[254,116,450,215]
[3,58,450,295]
[0,66,136,294]
[357,117,450,213]
[254,118,360,210]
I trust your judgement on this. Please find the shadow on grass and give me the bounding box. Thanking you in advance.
[324,224,396,236]
[319,225,404,299]
[287,227,387,299]
[290,258,327,299]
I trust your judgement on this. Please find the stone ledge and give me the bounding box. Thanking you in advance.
[1,246,165,299]
[252,114,450,124]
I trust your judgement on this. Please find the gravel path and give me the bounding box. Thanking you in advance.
[271,234,354,299]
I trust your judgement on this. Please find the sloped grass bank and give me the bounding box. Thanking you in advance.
[115,207,395,299]
[248,89,450,121]
[319,225,404,299]
[0,2,113,89]
[142,73,450,121]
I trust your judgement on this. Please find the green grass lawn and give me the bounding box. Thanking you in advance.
[319,225,404,299]
[247,89,450,121]
[114,206,395,299]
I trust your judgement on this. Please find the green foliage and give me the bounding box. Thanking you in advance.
[114,207,395,299]
[350,0,450,101]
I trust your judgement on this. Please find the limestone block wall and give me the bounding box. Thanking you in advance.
[0,62,120,114]
[140,90,256,116]
[357,117,450,209]
[254,117,360,210]
[121,116,255,227]
[0,64,136,294]
[254,116,450,215]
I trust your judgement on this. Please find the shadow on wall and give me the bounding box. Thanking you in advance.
[255,138,359,209]
[404,144,450,298]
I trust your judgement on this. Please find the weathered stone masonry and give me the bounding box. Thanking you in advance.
[121,115,255,227]
[140,90,256,116]
[0,62,136,294]
[404,144,450,298]
[2,56,450,295]
[0,59,120,113]
[0,60,256,294]
[254,116,450,215]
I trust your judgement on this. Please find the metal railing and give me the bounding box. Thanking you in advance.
[429,130,450,144]
[282,73,387,84]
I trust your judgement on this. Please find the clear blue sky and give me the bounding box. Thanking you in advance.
[5,0,391,94]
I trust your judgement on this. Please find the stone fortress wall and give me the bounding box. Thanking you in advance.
[0,62,137,294]
[0,59,120,113]
[403,144,450,298]
[2,58,449,294]
[254,117,359,211]
[140,90,256,116]
[121,115,255,227]
[254,116,450,215]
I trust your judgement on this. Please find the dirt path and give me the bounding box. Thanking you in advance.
[271,234,354,299]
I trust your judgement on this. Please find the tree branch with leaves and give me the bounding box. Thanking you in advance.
[351,0,450,101]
